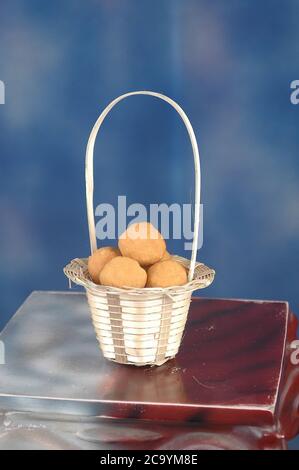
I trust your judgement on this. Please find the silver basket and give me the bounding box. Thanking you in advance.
[64,91,215,366]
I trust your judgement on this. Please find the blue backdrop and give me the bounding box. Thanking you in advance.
[0,0,298,328]
[1,0,299,450]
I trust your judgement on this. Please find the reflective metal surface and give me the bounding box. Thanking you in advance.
[0,291,298,449]
[0,410,293,450]
[0,291,293,421]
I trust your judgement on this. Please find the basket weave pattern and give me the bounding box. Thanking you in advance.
[64,256,215,366]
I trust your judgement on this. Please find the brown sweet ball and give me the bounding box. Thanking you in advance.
[88,247,120,283]
[100,256,147,288]
[118,222,166,267]
[146,260,188,288]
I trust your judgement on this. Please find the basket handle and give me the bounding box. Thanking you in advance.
[85,91,201,282]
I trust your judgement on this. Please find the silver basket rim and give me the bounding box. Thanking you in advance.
[64,255,215,297]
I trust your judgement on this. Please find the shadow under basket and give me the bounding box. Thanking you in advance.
[64,256,215,366]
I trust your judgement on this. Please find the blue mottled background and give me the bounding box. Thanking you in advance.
[0,1,298,322]
[0,0,298,449]
[0,4,298,315]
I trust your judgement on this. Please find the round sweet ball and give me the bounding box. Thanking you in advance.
[146,260,188,288]
[100,256,147,288]
[118,222,166,267]
[88,247,120,284]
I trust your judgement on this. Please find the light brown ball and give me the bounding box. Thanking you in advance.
[118,222,166,267]
[100,256,147,288]
[88,247,120,284]
[146,260,188,288]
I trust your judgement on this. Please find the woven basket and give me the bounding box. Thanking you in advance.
[64,91,215,366]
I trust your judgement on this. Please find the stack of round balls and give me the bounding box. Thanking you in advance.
[87,222,188,289]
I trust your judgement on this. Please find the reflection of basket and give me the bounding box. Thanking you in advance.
[64,91,215,367]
